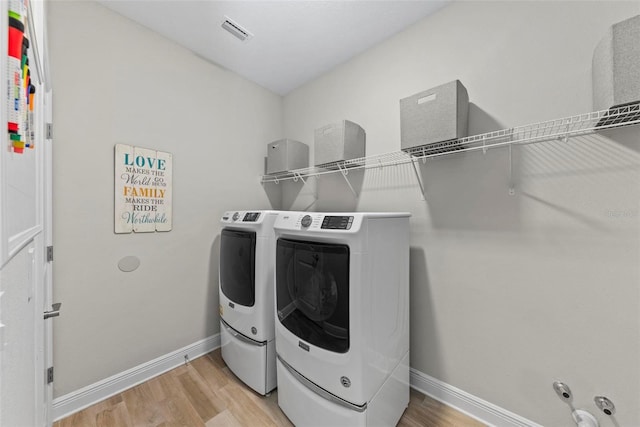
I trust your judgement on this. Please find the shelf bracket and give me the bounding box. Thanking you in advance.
[482,135,487,154]
[292,172,306,185]
[508,144,515,196]
[556,119,571,143]
[337,163,357,197]
[410,158,427,201]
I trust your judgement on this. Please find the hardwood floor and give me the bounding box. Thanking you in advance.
[54,350,485,427]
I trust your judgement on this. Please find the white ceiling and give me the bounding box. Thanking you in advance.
[97,1,449,95]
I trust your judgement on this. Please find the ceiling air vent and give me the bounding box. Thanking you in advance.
[221,17,253,42]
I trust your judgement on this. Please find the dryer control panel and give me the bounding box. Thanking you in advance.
[242,212,261,222]
[321,215,354,230]
[221,211,262,223]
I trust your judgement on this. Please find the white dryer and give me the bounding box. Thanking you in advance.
[273,212,411,426]
[219,210,279,395]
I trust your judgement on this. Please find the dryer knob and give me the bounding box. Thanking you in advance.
[301,215,312,227]
[232,212,240,221]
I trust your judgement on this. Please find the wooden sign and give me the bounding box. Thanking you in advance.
[115,144,173,233]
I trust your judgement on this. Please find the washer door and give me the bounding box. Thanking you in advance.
[220,229,256,307]
[276,238,349,353]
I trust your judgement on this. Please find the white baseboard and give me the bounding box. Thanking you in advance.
[53,337,536,426]
[52,334,220,421]
[409,368,542,427]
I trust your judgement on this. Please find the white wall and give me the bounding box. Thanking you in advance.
[48,1,282,397]
[48,1,640,425]
[282,2,640,426]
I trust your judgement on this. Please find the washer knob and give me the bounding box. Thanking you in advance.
[232,212,240,221]
[301,215,312,227]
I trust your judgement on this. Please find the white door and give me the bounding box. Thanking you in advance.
[0,0,53,425]
[0,242,38,427]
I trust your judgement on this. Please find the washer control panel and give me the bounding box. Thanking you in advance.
[321,215,353,230]
[301,215,312,227]
[275,212,360,231]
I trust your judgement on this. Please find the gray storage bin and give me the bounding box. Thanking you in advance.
[592,15,640,112]
[266,139,309,174]
[400,80,469,151]
[314,120,366,167]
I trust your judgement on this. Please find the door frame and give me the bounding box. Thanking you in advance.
[0,0,53,424]
[42,85,53,426]
[41,0,54,422]
[29,0,53,422]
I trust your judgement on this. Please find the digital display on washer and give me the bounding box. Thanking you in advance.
[321,216,353,230]
[243,212,260,222]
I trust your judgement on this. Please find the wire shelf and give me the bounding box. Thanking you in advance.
[260,102,640,184]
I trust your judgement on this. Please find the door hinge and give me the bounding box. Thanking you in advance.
[46,246,53,262]
[46,123,53,140]
[47,367,54,384]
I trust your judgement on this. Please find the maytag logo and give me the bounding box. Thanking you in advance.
[298,341,310,352]
[228,302,235,309]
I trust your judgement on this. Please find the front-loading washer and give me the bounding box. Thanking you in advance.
[273,211,411,426]
[219,210,279,395]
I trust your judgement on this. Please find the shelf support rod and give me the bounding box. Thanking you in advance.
[561,119,570,143]
[410,158,427,201]
[508,144,515,196]
[337,163,358,197]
